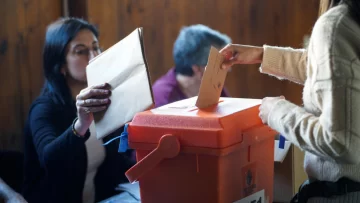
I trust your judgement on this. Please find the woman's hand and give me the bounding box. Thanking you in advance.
[219,44,264,70]
[259,96,285,124]
[74,83,111,136]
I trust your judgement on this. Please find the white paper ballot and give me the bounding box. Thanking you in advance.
[86,28,154,139]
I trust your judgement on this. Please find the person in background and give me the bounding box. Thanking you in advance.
[152,24,231,107]
[23,17,134,203]
[220,0,360,202]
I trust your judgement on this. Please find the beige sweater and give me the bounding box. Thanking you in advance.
[260,4,360,182]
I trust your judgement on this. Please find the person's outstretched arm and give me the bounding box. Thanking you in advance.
[220,44,307,84]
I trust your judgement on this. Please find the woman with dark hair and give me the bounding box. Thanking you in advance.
[220,0,360,202]
[22,17,134,203]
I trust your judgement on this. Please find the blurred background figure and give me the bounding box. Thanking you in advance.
[152,24,231,107]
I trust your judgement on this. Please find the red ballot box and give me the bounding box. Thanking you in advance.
[125,97,277,203]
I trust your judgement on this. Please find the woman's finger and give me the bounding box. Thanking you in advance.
[80,106,107,114]
[221,60,235,70]
[77,88,110,100]
[90,83,109,90]
[80,83,109,93]
[77,98,110,107]
[219,44,233,54]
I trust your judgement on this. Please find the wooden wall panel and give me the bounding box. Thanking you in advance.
[85,0,319,104]
[0,0,62,150]
[68,0,88,19]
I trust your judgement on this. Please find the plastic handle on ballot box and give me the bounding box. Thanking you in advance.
[125,134,180,183]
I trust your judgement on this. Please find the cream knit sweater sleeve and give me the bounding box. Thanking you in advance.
[260,46,307,84]
[261,5,360,165]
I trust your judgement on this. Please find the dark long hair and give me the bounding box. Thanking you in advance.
[41,17,99,105]
[319,0,360,25]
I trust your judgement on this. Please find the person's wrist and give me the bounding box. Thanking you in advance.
[256,46,264,62]
[73,118,88,137]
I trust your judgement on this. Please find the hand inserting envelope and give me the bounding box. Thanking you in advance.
[86,28,154,139]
